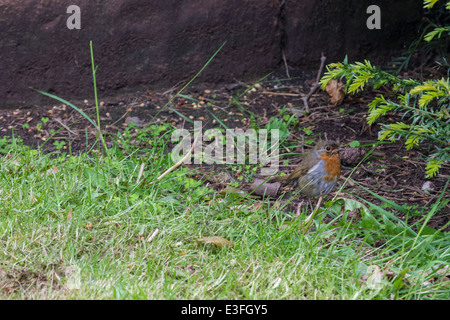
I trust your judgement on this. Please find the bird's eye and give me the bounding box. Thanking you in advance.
[325,146,331,151]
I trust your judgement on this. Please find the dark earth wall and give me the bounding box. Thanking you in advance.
[0,0,423,106]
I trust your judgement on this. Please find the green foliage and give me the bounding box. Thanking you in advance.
[424,26,449,42]
[422,1,450,64]
[348,140,360,148]
[53,140,66,150]
[265,116,291,141]
[423,0,448,9]
[321,52,449,178]
[33,41,107,155]
[0,135,29,154]
[1,121,449,300]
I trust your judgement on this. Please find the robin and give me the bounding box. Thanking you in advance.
[268,140,343,198]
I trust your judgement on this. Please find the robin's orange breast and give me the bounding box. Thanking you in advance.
[296,156,340,197]
[268,140,342,198]
[318,152,341,182]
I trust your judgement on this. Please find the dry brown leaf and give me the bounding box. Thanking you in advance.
[43,165,59,176]
[197,236,235,248]
[340,147,366,166]
[365,265,384,290]
[250,202,263,212]
[325,80,345,106]
[67,208,72,220]
[85,222,93,230]
[183,207,191,217]
[46,165,59,175]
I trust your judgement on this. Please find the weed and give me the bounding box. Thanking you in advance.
[320,58,449,177]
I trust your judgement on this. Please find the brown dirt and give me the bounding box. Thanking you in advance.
[1,0,422,106]
[0,69,448,232]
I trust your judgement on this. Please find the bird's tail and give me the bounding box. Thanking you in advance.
[267,174,293,186]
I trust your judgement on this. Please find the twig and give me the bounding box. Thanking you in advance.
[262,91,302,97]
[136,163,145,183]
[295,201,304,219]
[146,228,160,242]
[301,53,327,112]
[53,117,77,135]
[110,109,130,127]
[147,133,201,185]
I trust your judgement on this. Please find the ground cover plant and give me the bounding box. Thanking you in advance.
[1,73,449,299]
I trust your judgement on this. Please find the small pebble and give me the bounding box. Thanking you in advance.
[421,181,435,192]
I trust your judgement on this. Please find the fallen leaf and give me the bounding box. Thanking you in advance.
[197,236,235,248]
[325,80,345,106]
[125,116,143,125]
[46,165,59,175]
[250,202,263,212]
[229,202,262,213]
[85,222,93,230]
[67,208,72,220]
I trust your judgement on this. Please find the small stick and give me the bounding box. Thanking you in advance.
[136,163,145,183]
[148,133,201,185]
[261,91,302,97]
[54,117,77,135]
[295,201,304,219]
[147,228,160,242]
[282,50,290,78]
[301,53,327,112]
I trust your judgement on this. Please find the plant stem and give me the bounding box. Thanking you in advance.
[90,41,107,154]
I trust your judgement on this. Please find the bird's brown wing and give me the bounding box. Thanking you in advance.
[268,145,318,185]
[268,165,309,185]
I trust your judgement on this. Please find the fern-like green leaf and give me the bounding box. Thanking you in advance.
[348,73,372,93]
[367,101,395,124]
[319,55,448,178]
[419,92,437,108]
[426,159,444,178]
[389,122,411,131]
[406,136,420,150]
[379,129,394,141]
[423,0,441,9]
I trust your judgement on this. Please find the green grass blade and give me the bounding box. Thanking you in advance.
[152,41,227,122]
[167,106,195,125]
[350,178,410,214]
[207,109,236,137]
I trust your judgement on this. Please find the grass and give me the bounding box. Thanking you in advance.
[3,41,448,300]
[0,131,449,300]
